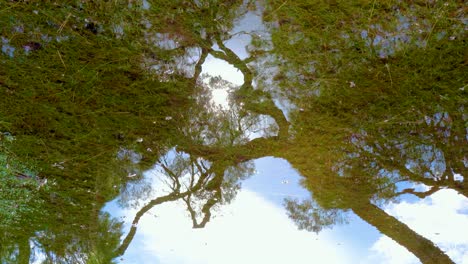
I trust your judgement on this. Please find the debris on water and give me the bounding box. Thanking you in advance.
[281,180,289,184]
[23,42,42,54]
[115,133,125,140]
[37,178,48,189]
[127,173,137,178]
[52,161,65,169]
[85,22,98,34]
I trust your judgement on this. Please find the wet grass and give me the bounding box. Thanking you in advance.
[0,0,465,262]
[0,2,197,256]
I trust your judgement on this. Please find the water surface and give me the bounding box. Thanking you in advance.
[0,1,466,263]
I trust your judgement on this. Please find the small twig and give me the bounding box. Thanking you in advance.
[385,63,393,88]
[57,50,66,69]
[264,0,288,19]
[58,13,72,33]
[369,0,377,21]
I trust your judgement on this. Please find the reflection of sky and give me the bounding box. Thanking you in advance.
[201,9,289,137]
[201,54,242,109]
[200,11,262,108]
[103,155,468,264]
[201,11,260,108]
[103,157,353,264]
[377,189,468,264]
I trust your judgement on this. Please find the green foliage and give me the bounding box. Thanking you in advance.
[0,134,46,230]
[284,198,348,233]
[265,0,466,109]
[0,0,190,198]
[0,0,194,260]
[0,0,251,261]
[261,0,466,230]
[0,0,465,262]
[263,0,466,159]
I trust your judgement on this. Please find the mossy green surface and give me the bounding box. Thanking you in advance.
[0,0,466,263]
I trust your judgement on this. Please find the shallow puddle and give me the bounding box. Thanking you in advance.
[0,1,466,263]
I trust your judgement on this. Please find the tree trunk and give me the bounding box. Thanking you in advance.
[352,201,453,264]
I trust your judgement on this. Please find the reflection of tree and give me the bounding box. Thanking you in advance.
[284,198,347,233]
[0,213,121,264]
[0,0,212,262]
[180,74,266,147]
[162,42,455,264]
[1,0,465,263]
[1,0,258,261]
[120,2,463,262]
[259,2,463,262]
[114,150,254,257]
[260,0,466,195]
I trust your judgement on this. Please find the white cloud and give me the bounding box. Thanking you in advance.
[120,190,349,264]
[202,55,244,86]
[110,159,468,264]
[365,236,420,264]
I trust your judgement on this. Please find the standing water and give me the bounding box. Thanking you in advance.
[0,1,466,263]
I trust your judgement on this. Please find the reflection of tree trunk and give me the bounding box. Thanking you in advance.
[352,201,454,264]
[397,186,441,199]
[191,47,209,86]
[113,192,187,257]
[114,160,228,257]
[211,36,290,139]
[18,238,30,264]
[184,192,220,229]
